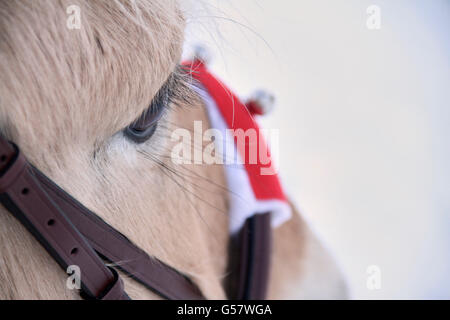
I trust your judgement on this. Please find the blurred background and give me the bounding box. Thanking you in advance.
[182,0,450,299]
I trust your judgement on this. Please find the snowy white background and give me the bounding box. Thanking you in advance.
[182,0,450,299]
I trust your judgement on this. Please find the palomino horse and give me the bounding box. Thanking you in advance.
[0,0,347,299]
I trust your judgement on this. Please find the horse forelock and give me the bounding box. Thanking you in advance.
[0,0,184,162]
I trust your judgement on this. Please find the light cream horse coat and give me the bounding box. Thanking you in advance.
[0,0,347,299]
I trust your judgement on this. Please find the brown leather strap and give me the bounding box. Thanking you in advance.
[32,167,205,300]
[235,213,272,300]
[0,136,204,300]
[0,135,271,300]
[0,138,128,300]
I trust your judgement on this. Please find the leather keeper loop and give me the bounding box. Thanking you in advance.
[98,267,126,300]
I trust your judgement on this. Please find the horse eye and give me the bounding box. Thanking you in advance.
[124,97,167,143]
[124,69,186,143]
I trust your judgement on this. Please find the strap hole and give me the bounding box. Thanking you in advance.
[0,155,6,162]
[47,219,55,226]
[21,188,29,195]
[70,248,78,255]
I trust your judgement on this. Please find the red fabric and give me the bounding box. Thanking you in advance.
[245,101,264,116]
[184,61,287,202]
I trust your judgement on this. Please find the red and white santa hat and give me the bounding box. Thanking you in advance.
[185,60,292,233]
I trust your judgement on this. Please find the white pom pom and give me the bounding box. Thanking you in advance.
[246,90,276,115]
[193,44,212,65]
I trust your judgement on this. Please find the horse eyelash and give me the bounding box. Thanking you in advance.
[157,64,198,111]
[126,64,197,131]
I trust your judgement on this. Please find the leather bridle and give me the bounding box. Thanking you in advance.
[0,135,272,300]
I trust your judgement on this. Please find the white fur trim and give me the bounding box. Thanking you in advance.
[194,85,292,233]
